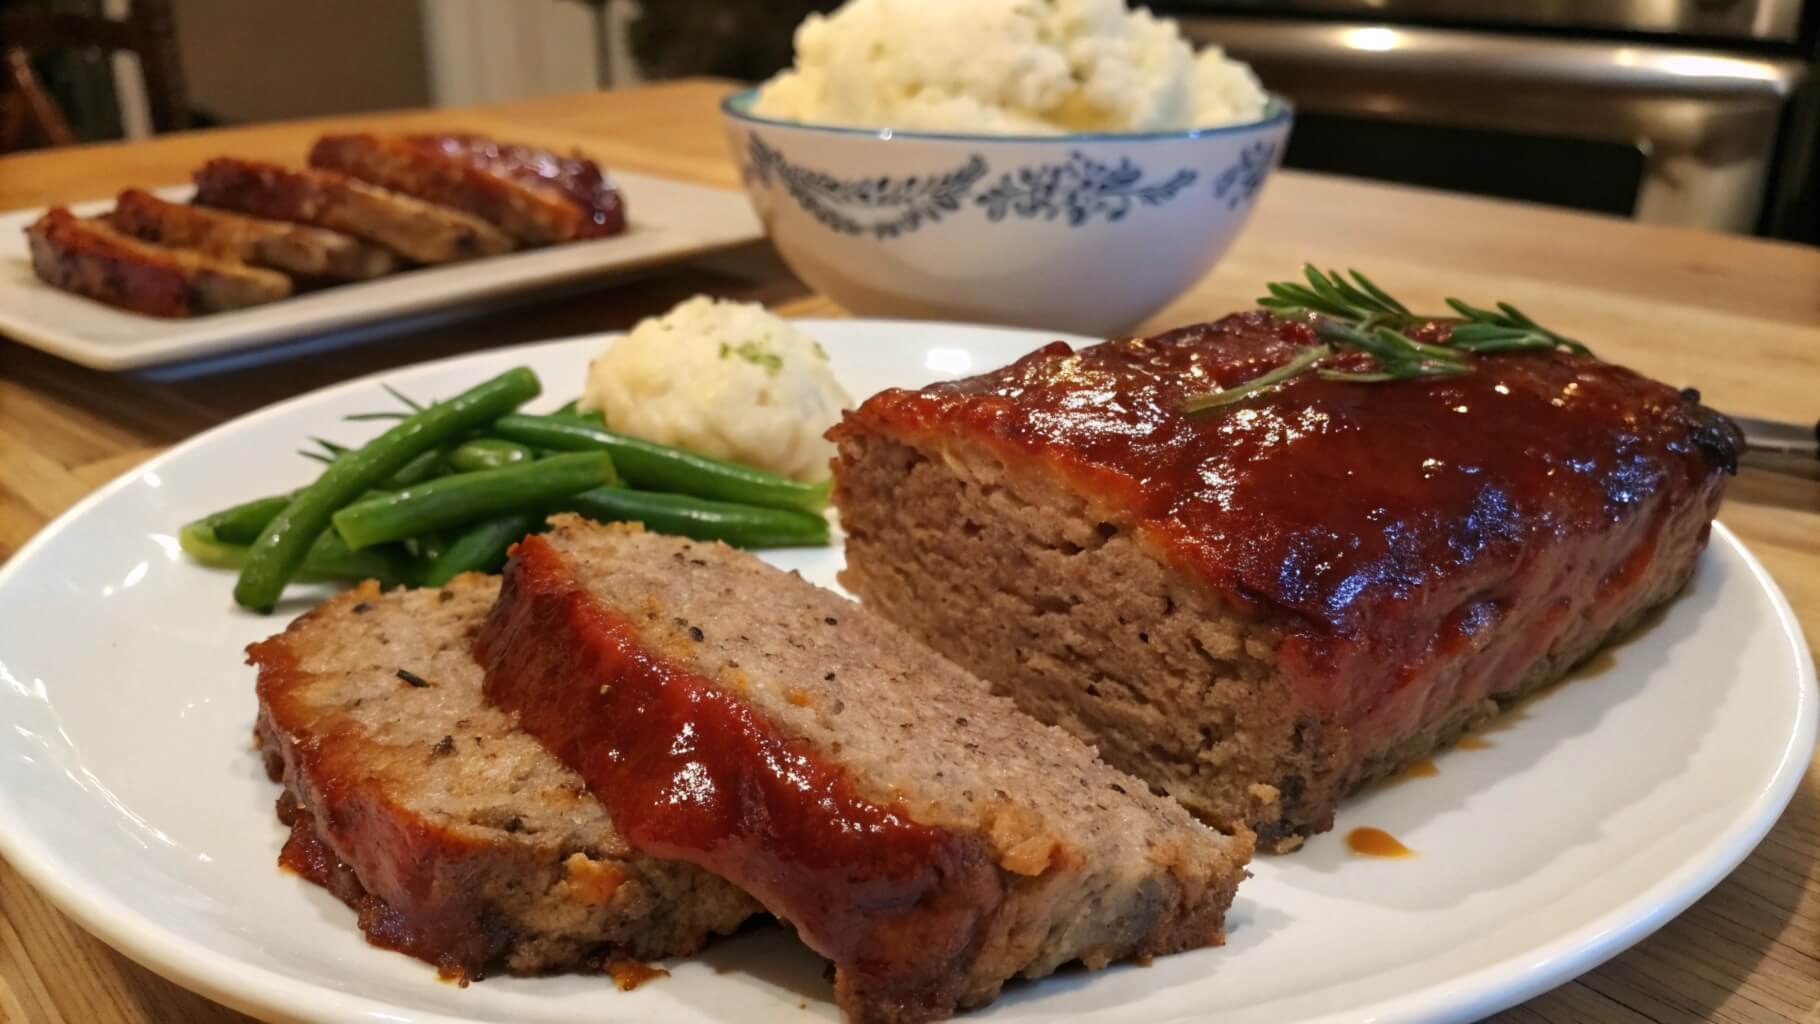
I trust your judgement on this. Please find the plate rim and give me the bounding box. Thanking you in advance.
[0,322,1811,1024]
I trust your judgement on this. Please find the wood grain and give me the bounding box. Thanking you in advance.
[0,79,1816,1024]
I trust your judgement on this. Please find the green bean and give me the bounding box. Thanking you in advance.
[491,414,831,514]
[196,494,295,545]
[561,486,829,549]
[554,399,581,416]
[410,531,453,565]
[448,438,534,473]
[195,447,452,549]
[332,452,616,550]
[388,446,451,487]
[233,367,541,612]
[181,522,410,587]
[420,512,542,586]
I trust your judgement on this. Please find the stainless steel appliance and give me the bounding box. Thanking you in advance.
[1168,1,1813,234]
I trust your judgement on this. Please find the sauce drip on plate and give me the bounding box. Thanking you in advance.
[1402,758,1439,778]
[1347,827,1416,858]
[608,959,670,991]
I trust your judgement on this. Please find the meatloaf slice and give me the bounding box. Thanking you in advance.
[478,518,1249,1024]
[249,574,758,980]
[26,207,292,316]
[830,311,1741,852]
[110,188,398,280]
[193,157,514,264]
[309,133,626,243]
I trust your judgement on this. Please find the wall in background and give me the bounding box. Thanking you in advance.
[422,0,603,107]
[173,0,431,123]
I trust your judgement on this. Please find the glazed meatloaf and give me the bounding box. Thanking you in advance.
[110,188,398,280]
[249,575,758,980]
[309,133,627,243]
[26,207,292,316]
[193,158,514,264]
[830,311,1741,852]
[478,518,1250,1024]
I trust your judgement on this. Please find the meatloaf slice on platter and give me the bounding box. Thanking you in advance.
[248,575,758,981]
[478,518,1249,1024]
[193,158,514,264]
[309,133,627,244]
[110,187,398,281]
[830,310,1740,853]
[26,207,293,316]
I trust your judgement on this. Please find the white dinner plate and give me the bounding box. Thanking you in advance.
[0,320,1812,1024]
[0,176,761,371]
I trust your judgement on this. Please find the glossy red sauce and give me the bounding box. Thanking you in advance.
[29,209,194,317]
[409,134,627,237]
[250,636,494,984]
[477,535,998,1014]
[844,312,1738,754]
[273,788,470,983]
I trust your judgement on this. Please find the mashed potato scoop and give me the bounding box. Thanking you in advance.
[580,297,853,482]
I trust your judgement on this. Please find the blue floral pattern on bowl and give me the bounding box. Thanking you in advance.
[746,135,988,240]
[977,153,1197,226]
[1213,141,1277,210]
[742,129,1279,240]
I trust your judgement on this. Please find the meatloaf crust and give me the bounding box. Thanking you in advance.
[830,311,1740,851]
[478,519,1249,1023]
[249,575,757,980]
[309,133,626,243]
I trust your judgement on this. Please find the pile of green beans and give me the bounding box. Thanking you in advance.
[491,415,833,514]
[179,367,832,612]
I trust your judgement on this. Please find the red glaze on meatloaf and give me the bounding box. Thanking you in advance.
[478,522,1248,1021]
[251,578,757,980]
[426,134,625,237]
[416,134,624,237]
[478,538,992,999]
[311,133,627,242]
[831,311,1740,846]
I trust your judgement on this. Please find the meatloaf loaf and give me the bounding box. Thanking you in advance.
[477,518,1250,1023]
[829,311,1740,852]
[249,575,758,980]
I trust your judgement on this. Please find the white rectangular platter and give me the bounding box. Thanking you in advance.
[0,173,763,371]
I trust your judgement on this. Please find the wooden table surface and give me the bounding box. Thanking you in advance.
[0,79,1816,1024]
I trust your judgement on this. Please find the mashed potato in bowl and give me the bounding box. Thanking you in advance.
[753,0,1268,135]
[580,297,852,482]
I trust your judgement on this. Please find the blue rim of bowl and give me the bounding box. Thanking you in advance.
[720,87,1293,143]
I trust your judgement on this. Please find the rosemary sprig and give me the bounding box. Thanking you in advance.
[1182,345,1329,414]
[1188,266,1589,411]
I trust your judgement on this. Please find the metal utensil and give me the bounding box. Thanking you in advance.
[1730,414,1820,460]
[1728,413,1820,478]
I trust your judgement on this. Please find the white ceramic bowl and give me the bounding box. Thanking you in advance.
[721,89,1292,336]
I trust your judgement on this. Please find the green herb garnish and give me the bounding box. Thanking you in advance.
[720,340,783,376]
[1184,266,1590,413]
